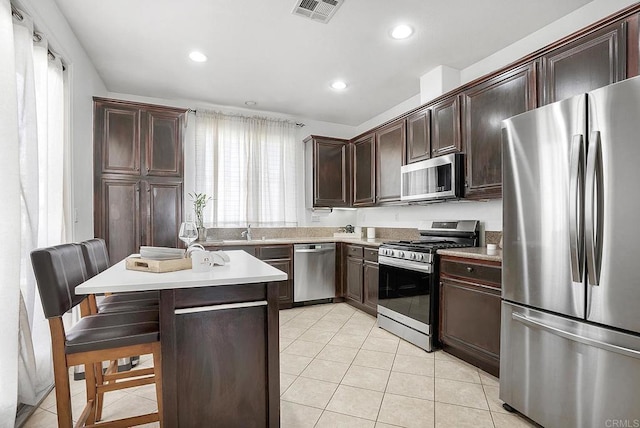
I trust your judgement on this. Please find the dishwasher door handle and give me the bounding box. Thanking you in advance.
[295,248,334,254]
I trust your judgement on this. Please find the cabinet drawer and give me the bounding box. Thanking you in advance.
[440,258,501,287]
[347,245,363,258]
[364,247,378,262]
[258,245,291,260]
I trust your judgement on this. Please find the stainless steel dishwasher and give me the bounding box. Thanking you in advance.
[294,243,336,302]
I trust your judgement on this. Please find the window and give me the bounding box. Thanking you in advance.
[194,111,299,226]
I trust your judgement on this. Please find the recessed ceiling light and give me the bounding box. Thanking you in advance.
[330,81,347,90]
[244,101,257,106]
[189,51,207,62]
[391,24,413,40]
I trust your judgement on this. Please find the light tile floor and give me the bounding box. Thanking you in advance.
[24,302,537,428]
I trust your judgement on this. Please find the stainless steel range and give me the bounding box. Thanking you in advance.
[377,220,479,351]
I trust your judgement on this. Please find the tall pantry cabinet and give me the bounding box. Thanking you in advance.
[93,98,186,264]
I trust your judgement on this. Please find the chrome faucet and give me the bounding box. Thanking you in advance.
[241,224,252,241]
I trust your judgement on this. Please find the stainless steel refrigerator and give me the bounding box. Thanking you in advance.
[501,76,640,427]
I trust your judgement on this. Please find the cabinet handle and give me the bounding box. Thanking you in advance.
[466,266,474,273]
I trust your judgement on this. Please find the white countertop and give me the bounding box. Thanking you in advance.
[76,250,288,294]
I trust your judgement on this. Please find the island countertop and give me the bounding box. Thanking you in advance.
[75,250,287,294]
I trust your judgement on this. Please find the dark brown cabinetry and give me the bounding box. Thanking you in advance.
[258,245,294,309]
[406,108,431,163]
[344,245,378,316]
[94,98,185,264]
[304,136,351,208]
[375,121,406,204]
[160,282,280,427]
[439,256,502,376]
[540,22,626,105]
[431,95,462,157]
[352,133,376,207]
[462,63,537,199]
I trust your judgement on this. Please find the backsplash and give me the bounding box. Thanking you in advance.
[206,226,501,245]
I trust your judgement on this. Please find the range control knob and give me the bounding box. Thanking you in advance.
[409,253,416,260]
[415,254,423,261]
[398,251,405,258]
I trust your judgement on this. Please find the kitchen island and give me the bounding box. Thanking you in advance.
[76,250,286,428]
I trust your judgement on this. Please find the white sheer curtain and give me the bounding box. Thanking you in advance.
[195,111,298,227]
[0,3,67,424]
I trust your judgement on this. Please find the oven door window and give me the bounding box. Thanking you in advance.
[378,263,432,326]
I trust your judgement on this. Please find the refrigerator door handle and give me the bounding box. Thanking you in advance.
[585,131,603,286]
[569,134,585,283]
[512,312,640,360]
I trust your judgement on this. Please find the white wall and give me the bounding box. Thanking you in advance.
[19,0,108,241]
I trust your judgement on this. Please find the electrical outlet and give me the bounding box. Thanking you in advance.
[74,208,79,223]
[311,215,320,223]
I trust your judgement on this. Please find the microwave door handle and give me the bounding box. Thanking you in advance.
[569,134,585,283]
[585,131,603,286]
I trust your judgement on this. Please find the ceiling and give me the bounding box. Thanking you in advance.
[53,0,592,126]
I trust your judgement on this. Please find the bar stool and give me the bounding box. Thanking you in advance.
[80,238,159,314]
[31,243,163,427]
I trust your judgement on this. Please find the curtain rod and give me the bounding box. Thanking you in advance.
[11,4,66,71]
[188,109,305,127]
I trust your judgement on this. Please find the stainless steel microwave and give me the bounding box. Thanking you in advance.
[400,153,464,202]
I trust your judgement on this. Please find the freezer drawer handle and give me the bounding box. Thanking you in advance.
[512,312,640,360]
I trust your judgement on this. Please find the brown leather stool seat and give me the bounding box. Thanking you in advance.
[80,238,160,313]
[65,310,158,354]
[31,243,163,428]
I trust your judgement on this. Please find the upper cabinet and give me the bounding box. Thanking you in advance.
[95,100,183,177]
[375,121,406,204]
[406,108,431,163]
[352,133,376,207]
[540,21,626,105]
[431,95,462,157]
[304,136,351,208]
[94,98,185,264]
[462,63,537,199]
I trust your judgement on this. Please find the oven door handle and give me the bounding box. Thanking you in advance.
[378,256,433,273]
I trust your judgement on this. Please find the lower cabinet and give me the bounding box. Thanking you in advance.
[160,283,280,427]
[206,244,293,309]
[344,245,378,316]
[439,256,501,376]
[258,245,293,309]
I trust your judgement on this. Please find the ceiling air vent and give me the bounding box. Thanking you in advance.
[292,0,343,24]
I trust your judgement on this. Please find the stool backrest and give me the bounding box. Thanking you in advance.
[80,238,110,278]
[31,243,89,319]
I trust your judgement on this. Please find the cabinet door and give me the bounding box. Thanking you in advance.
[144,110,184,177]
[431,95,462,157]
[363,261,378,312]
[146,181,183,248]
[99,177,141,265]
[94,102,141,175]
[312,137,350,207]
[463,63,537,199]
[346,257,363,302]
[262,259,293,309]
[440,278,501,376]
[375,121,406,204]
[541,22,626,105]
[406,108,431,163]
[352,134,375,206]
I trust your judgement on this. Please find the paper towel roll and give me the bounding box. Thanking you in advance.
[367,227,376,240]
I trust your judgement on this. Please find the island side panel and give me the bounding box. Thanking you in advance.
[159,283,280,428]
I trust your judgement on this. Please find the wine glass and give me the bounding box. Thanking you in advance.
[178,221,198,248]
